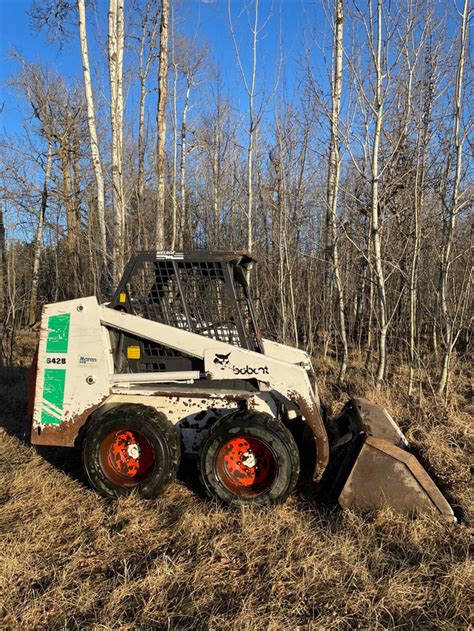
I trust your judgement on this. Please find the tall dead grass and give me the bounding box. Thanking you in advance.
[0,349,472,630]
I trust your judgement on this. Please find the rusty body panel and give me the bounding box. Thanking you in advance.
[291,392,329,482]
[31,297,112,443]
[30,386,274,453]
[30,398,107,447]
[105,389,275,455]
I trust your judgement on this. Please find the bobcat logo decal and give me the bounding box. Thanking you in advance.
[214,352,231,367]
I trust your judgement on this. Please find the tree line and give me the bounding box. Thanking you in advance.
[0,0,471,400]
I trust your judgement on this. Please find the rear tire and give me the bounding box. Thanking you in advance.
[82,404,180,498]
[199,410,300,506]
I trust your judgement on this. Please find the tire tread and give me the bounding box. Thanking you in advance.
[198,409,300,506]
[82,403,180,498]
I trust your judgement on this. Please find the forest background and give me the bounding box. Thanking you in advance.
[0,0,471,397]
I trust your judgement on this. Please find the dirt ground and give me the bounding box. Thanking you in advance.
[0,344,472,630]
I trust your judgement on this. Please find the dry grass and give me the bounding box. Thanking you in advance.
[0,347,472,630]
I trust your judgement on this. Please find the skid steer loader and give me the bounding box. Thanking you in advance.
[28,251,454,520]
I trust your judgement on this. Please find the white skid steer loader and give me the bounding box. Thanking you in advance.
[28,251,454,520]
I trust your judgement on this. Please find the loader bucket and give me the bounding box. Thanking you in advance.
[338,436,455,521]
[325,399,456,522]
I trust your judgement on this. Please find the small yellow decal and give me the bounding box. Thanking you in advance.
[119,292,127,303]
[127,346,141,360]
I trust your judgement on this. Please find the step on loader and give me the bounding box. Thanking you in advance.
[28,251,455,520]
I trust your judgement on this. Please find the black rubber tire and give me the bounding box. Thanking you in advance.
[82,404,180,499]
[199,410,300,506]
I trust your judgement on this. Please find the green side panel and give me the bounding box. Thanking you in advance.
[41,368,66,425]
[46,313,70,353]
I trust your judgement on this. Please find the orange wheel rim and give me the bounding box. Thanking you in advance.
[215,436,276,497]
[99,429,154,486]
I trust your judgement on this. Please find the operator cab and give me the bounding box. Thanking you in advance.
[108,251,263,375]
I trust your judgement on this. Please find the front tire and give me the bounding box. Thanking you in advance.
[199,410,300,506]
[82,404,180,498]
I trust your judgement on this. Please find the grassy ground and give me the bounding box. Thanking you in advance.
[0,341,472,630]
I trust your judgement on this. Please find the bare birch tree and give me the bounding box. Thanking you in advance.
[179,71,192,246]
[28,143,53,326]
[179,40,207,248]
[77,0,107,274]
[108,0,126,283]
[228,0,262,253]
[0,192,6,365]
[135,2,158,248]
[407,7,439,396]
[156,0,169,248]
[170,0,179,249]
[369,0,389,384]
[327,0,348,381]
[437,0,470,396]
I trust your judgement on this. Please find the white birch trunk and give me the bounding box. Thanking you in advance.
[108,0,125,284]
[371,0,388,385]
[137,6,157,250]
[408,148,422,397]
[117,0,125,261]
[437,0,469,396]
[156,0,169,248]
[77,0,107,273]
[171,61,178,249]
[408,94,431,396]
[180,81,191,246]
[137,31,147,245]
[0,193,6,364]
[213,114,221,245]
[28,143,53,326]
[247,0,258,254]
[170,1,178,249]
[327,0,348,382]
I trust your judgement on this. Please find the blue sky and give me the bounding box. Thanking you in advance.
[0,0,327,139]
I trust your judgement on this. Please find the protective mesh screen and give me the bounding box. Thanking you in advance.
[126,259,258,349]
